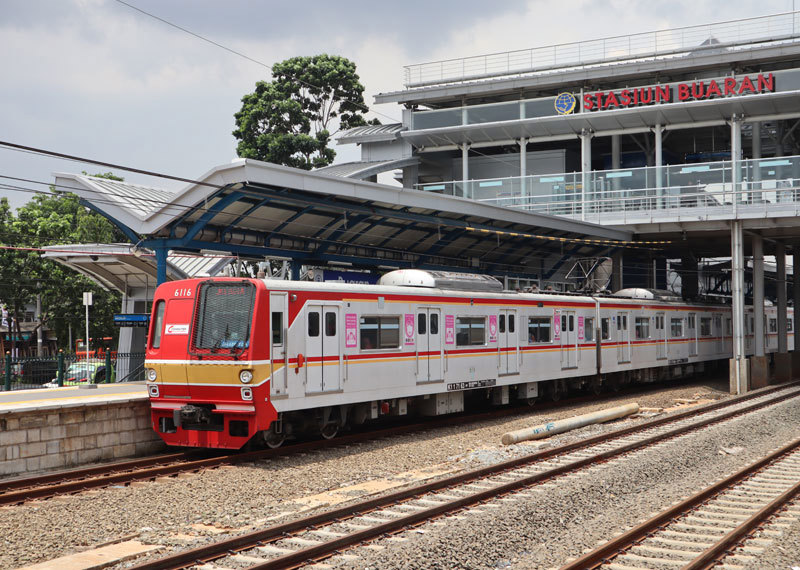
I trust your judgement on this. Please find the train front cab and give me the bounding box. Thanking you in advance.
[145,278,278,449]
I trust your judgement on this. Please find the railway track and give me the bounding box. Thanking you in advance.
[560,437,800,570]
[127,383,800,570]
[0,377,725,506]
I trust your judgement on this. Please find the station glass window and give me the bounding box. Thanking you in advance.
[769,318,778,333]
[430,313,439,335]
[700,317,713,336]
[456,317,485,346]
[325,312,336,337]
[527,316,551,343]
[601,317,610,340]
[585,318,594,342]
[635,317,650,340]
[360,316,400,349]
[418,313,426,335]
[670,318,683,338]
[308,312,320,337]
[271,312,283,345]
[151,300,165,349]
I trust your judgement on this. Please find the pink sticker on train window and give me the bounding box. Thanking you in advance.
[345,313,357,348]
[489,315,498,343]
[578,316,585,340]
[404,314,415,345]
[553,309,561,341]
[445,315,455,345]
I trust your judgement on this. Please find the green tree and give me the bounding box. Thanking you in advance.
[233,54,377,170]
[0,175,127,355]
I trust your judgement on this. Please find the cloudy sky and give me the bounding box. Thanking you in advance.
[1,0,796,211]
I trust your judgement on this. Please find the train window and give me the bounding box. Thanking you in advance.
[769,318,778,333]
[430,313,439,335]
[670,318,683,337]
[325,312,336,337]
[308,312,320,337]
[655,315,664,329]
[725,318,732,336]
[151,300,165,349]
[360,316,400,349]
[418,313,426,335]
[585,318,594,342]
[749,316,754,334]
[562,316,567,332]
[700,317,712,336]
[688,314,696,329]
[527,317,551,343]
[601,318,610,340]
[635,317,650,340]
[499,314,505,333]
[509,314,515,333]
[789,318,793,332]
[272,312,283,345]
[568,315,574,332]
[456,317,485,346]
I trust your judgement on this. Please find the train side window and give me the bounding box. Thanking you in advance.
[568,315,574,332]
[670,318,683,337]
[725,318,732,336]
[585,318,594,342]
[499,314,505,334]
[700,317,712,336]
[151,300,165,349]
[688,314,696,329]
[769,318,778,333]
[528,317,551,343]
[418,313,426,335]
[325,312,336,337]
[272,312,283,345]
[360,316,400,349]
[308,312,320,337]
[456,317,485,346]
[601,317,610,340]
[430,313,439,335]
[509,314,515,333]
[635,317,650,339]
[562,316,567,332]
[789,318,793,333]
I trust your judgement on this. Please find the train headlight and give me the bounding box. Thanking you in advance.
[239,370,253,384]
[146,368,157,382]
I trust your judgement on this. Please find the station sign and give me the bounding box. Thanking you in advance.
[581,72,776,112]
[113,313,150,328]
[311,269,379,285]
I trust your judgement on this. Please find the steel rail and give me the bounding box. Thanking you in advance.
[559,434,800,570]
[0,376,717,505]
[129,384,800,570]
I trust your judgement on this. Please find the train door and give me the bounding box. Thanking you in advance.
[269,293,288,396]
[305,304,342,393]
[617,312,630,363]
[498,309,519,375]
[416,308,443,383]
[714,314,723,353]
[656,312,667,359]
[560,311,576,369]
[688,313,698,357]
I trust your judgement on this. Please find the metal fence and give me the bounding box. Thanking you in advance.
[2,352,146,391]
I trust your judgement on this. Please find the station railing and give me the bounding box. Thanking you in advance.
[2,352,146,391]
[417,154,800,224]
[403,11,800,88]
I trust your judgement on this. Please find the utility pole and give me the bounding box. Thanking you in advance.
[83,292,92,381]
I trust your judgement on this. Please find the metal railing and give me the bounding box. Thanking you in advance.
[2,352,146,391]
[404,11,800,88]
[417,154,800,224]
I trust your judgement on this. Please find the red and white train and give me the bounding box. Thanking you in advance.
[144,270,793,449]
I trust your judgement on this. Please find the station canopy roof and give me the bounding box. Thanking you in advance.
[54,159,635,279]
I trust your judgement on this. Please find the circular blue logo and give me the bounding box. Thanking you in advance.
[555,92,576,115]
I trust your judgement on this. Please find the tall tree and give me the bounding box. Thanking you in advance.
[233,54,377,170]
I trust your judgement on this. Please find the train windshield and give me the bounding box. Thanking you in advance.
[192,282,255,352]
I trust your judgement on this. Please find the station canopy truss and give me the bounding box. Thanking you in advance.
[53,159,635,284]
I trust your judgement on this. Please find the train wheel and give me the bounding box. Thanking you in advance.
[589,378,602,396]
[263,427,285,449]
[526,397,538,407]
[548,382,562,402]
[320,422,339,440]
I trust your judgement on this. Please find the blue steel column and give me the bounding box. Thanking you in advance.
[155,246,168,286]
[290,261,301,281]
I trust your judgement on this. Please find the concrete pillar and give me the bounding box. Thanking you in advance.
[751,121,762,203]
[461,143,470,199]
[752,121,762,160]
[731,115,743,213]
[680,253,698,300]
[730,220,749,394]
[776,242,792,382]
[611,134,621,193]
[654,124,663,208]
[402,164,419,189]
[611,251,623,292]
[580,129,592,221]
[519,138,528,204]
[750,234,768,388]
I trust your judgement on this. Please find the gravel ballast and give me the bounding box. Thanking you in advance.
[1,378,796,569]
